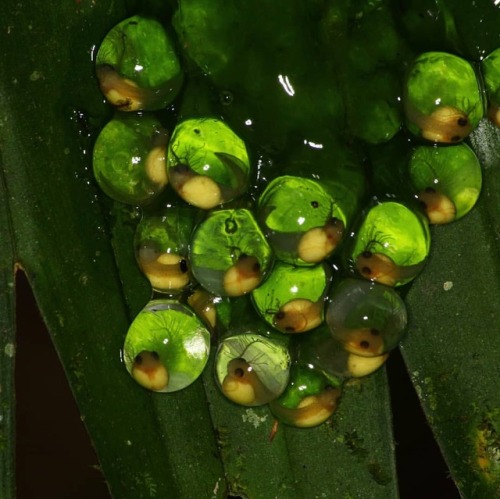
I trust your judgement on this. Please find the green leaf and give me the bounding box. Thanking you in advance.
[3,1,499,498]
[402,120,500,497]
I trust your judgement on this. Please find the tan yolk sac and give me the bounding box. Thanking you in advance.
[273,299,323,333]
[138,252,190,292]
[488,103,500,127]
[347,352,389,377]
[340,327,385,357]
[356,250,425,286]
[297,217,344,263]
[96,65,150,111]
[131,350,169,391]
[144,145,168,187]
[187,288,217,330]
[408,104,472,143]
[417,187,457,224]
[168,164,222,210]
[223,255,262,297]
[221,358,275,406]
[271,386,341,428]
[356,251,403,287]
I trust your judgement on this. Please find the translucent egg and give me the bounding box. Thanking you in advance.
[326,278,407,357]
[190,208,273,296]
[134,206,199,294]
[215,333,291,406]
[251,261,331,334]
[257,175,345,265]
[93,114,168,205]
[167,118,250,209]
[403,52,484,143]
[123,300,210,392]
[96,15,184,111]
[269,363,342,428]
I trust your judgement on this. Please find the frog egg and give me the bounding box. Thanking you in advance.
[409,144,482,224]
[123,300,210,392]
[190,208,273,297]
[403,52,484,143]
[95,16,184,111]
[215,333,291,406]
[134,206,198,294]
[93,114,169,205]
[269,363,342,428]
[257,176,345,265]
[326,278,407,357]
[481,47,500,127]
[296,325,389,379]
[251,261,331,334]
[167,118,250,209]
[349,201,430,287]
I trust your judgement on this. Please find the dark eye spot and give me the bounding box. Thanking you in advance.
[150,351,160,360]
[310,200,319,208]
[134,354,143,364]
[193,128,200,135]
[252,261,261,272]
[451,135,461,142]
[362,266,372,275]
[234,367,244,378]
[179,259,188,273]
[275,311,286,320]
[360,340,370,349]
[362,250,373,258]
[457,117,468,127]
[370,328,380,336]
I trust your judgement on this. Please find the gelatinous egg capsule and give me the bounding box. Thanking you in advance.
[296,325,390,379]
[403,52,484,143]
[269,363,342,428]
[123,300,210,392]
[326,278,407,357]
[215,333,291,406]
[167,118,250,209]
[257,176,345,266]
[190,208,273,297]
[95,16,184,111]
[251,261,331,334]
[409,143,482,224]
[481,47,500,127]
[348,201,430,287]
[93,114,169,205]
[134,206,199,294]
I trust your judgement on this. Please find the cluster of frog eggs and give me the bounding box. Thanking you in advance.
[91,16,500,429]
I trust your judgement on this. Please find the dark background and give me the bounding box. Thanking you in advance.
[15,272,459,499]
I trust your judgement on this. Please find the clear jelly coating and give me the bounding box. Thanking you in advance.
[167,118,250,209]
[96,15,184,111]
[349,201,431,287]
[269,362,342,428]
[257,175,345,266]
[93,114,169,205]
[326,278,407,357]
[409,143,482,224]
[123,300,210,392]
[215,333,291,406]
[134,206,198,294]
[251,261,331,334]
[403,51,484,143]
[190,208,273,297]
